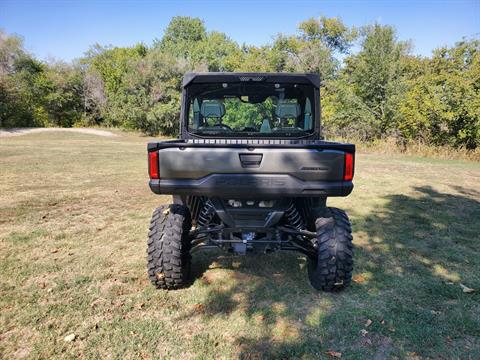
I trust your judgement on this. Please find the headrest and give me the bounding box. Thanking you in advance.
[200,100,225,118]
[275,100,301,118]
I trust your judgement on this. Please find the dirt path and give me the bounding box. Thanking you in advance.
[0,128,118,138]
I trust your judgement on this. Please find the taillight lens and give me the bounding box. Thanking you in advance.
[148,151,159,179]
[343,153,354,181]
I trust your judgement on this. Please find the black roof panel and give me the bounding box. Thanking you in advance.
[182,72,320,88]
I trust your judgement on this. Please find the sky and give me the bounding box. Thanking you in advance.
[1,0,479,62]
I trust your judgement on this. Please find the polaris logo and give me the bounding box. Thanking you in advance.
[215,177,285,187]
[301,166,328,171]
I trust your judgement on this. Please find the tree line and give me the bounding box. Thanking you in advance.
[1,16,479,149]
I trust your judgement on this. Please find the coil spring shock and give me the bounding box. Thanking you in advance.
[197,199,215,228]
[285,202,305,230]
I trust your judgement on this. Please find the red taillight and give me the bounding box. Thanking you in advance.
[149,151,159,179]
[343,153,354,181]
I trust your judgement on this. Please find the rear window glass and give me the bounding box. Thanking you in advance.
[186,82,315,137]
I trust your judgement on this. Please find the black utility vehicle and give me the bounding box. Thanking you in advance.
[147,73,355,291]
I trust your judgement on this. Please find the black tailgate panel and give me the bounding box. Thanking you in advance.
[148,140,354,198]
[158,147,344,181]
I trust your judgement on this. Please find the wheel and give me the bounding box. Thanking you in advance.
[307,207,353,291]
[147,204,192,289]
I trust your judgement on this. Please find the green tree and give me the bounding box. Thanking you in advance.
[0,31,46,127]
[400,39,480,148]
[83,43,147,126]
[157,16,207,58]
[37,61,84,127]
[93,47,188,135]
[272,16,356,81]
[298,16,358,53]
[192,31,241,72]
[323,24,410,140]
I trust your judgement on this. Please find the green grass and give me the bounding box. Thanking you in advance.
[1,131,479,359]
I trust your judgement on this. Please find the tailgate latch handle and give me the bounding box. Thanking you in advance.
[239,154,263,168]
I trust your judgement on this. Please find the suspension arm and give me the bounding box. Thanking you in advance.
[276,226,317,238]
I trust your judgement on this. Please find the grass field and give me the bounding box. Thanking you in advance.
[1,131,479,359]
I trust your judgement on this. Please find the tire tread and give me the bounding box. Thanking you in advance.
[147,204,192,290]
[308,207,354,291]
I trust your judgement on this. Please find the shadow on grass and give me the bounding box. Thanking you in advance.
[189,186,480,359]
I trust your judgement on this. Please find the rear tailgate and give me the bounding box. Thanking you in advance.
[148,140,354,197]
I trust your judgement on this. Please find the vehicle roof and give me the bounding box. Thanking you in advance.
[182,72,320,89]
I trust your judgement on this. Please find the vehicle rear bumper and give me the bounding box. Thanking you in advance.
[149,174,353,198]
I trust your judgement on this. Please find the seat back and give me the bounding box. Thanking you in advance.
[275,100,301,119]
[200,100,225,119]
[260,119,272,133]
[304,98,312,130]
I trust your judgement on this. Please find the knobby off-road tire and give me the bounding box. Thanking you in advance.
[307,207,353,291]
[147,204,192,290]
